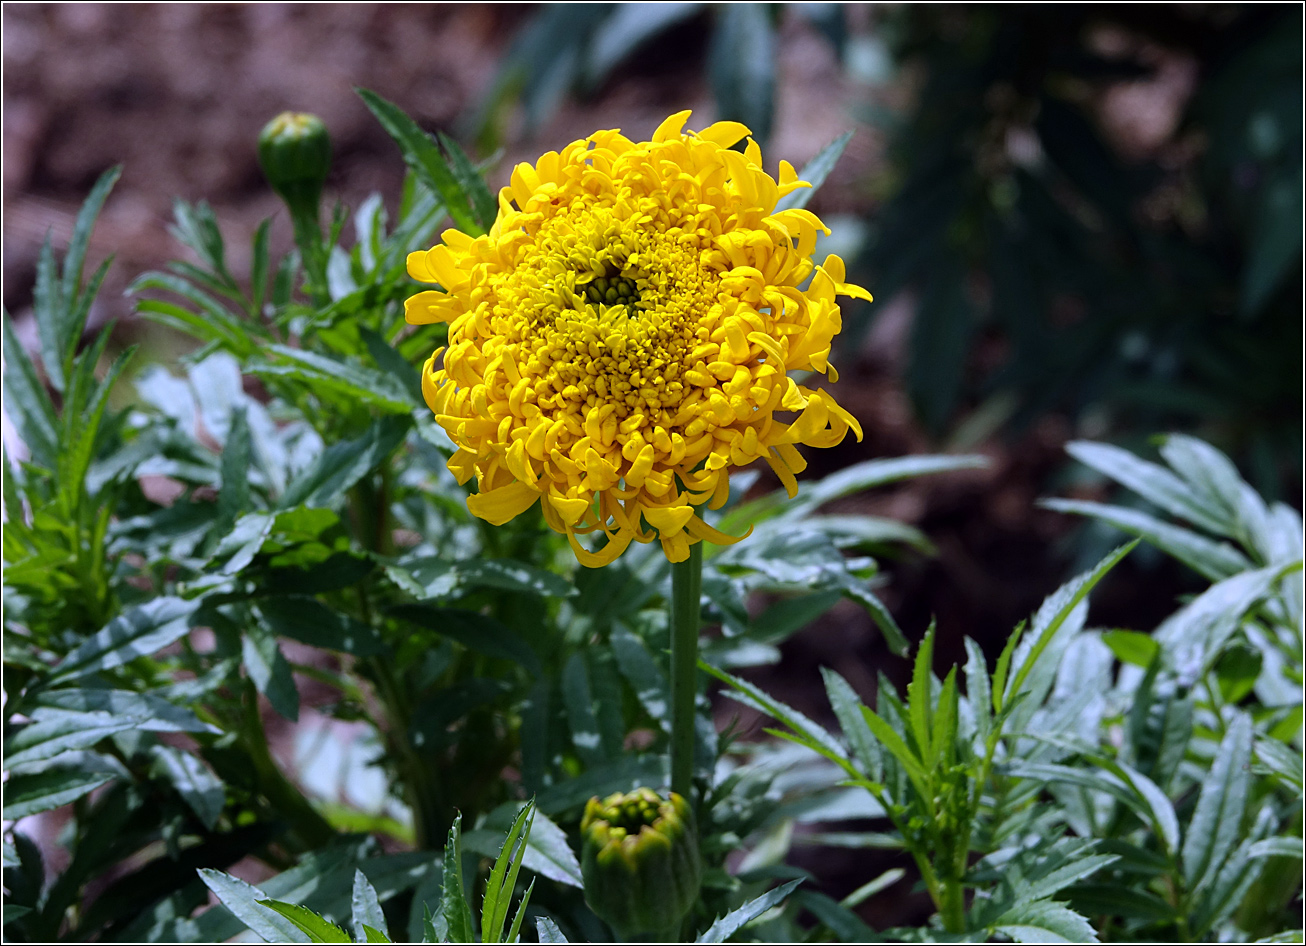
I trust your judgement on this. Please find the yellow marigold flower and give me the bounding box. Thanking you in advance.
[407,111,869,567]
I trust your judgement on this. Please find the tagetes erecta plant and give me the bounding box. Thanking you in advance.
[407,110,869,566]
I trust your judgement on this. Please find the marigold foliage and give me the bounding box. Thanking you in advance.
[407,111,869,565]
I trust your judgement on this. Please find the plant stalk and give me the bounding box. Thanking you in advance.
[669,543,703,800]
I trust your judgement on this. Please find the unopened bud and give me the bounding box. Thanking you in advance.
[580,788,701,940]
[257,112,331,220]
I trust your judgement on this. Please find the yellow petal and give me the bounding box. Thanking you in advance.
[653,110,693,143]
[684,514,752,546]
[549,493,592,527]
[467,481,540,526]
[698,121,752,149]
[642,504,695,536]
[568,527,634,568]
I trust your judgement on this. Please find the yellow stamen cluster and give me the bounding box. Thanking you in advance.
[407,111,870,566]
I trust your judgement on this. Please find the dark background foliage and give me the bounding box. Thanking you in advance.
[4,2,1302,928]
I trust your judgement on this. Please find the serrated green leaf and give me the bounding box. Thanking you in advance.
[1005,543,1137,714]
[257,900,351,943]
[774,130,855,213]
[1155,561,1299,675]
[357,89,479,235]
[698,878,803,943]
[197,869,311,944]
[441,813,475,943]
[908,621,936,762]
[1182,712,1253,892]
[821,667,881,779]
[505,877,535,945]
[466,806,584,889]
[860,704,931,803]
[700,659,851,772]
[963,637,992,743]
[252,345,413,414]
[2,310,59,468]
[481,802,534,944]
[33,234,66,392]
[993,899,1099,943]
[535,916,569,943]
[1066,884,1175,923]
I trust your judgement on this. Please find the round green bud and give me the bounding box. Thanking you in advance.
[257,112,331,216]
[580,788,702,939]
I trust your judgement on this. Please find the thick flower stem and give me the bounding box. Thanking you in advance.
[669,543,703,800]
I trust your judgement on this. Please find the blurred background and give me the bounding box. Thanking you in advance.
[4,2,1302,923]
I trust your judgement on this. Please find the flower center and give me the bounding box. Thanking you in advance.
[582,271,644,313]
[490,203,721,427]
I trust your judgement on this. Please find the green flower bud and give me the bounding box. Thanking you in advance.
[580,788,702,940]
[257,112,331,221]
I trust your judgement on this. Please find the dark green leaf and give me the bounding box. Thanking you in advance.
[584,3,704,89]
[217,406,252,527]
[562,653,605,766]
[5,712,137,770]
[49,597,197,684]
[707,3,776,145]
[389,605,539,673]
[280,416,410,509]
[242,622,300,722]
[151,744,224,830]
[2,768,114,820]
[612,627,669,728]
[257,597,387,657]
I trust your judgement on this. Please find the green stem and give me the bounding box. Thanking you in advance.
[241,681,335,849]
[669,543,703,800]
[940,875,967,934]
[289,205,328,308]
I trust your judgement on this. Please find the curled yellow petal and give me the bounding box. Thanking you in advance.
[467,481,540,526]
